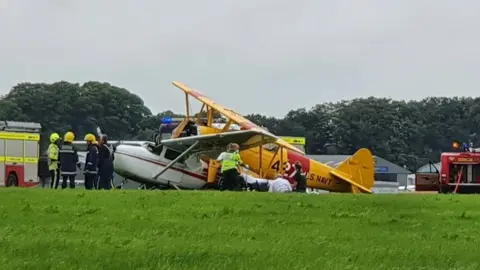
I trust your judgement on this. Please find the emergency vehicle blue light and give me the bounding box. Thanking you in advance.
[161,117,172,124]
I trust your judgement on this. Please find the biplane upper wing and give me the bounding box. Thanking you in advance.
[172,81,305,155]
[160,130,277,153]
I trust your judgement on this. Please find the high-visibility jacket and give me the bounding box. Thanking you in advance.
[47,143,59,171]
[217,151,242,172]
[59,142,80,175]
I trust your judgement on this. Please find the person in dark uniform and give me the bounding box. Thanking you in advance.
[97,134,114,190]
[293,161,307,193]
[38,153,50,188]
[59,131,81,189]
[83,133,99,190]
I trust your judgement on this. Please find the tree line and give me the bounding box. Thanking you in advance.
[1,81,477,171]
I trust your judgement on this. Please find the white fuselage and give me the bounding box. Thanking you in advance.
[113,142,208,189]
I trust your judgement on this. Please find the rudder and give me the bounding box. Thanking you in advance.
[331,148,375,194]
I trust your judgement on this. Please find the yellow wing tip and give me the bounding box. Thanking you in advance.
[172,81,184,88]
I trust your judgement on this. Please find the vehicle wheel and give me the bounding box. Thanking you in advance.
[6,173,18,187]
[439,185,451,194]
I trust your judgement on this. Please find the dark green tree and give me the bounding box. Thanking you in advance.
[0,81,152,148]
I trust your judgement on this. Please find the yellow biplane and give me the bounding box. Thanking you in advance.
[167,81,375,193]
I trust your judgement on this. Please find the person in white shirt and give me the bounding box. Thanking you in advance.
[240,173,292,193]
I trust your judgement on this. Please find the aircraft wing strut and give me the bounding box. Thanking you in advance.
[152,140,199,180]
[172,81,304,155]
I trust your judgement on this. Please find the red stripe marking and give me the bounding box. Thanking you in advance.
[115,152,207,181]
[287,151,311,173]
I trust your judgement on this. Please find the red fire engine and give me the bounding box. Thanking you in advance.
[416,141,480,193]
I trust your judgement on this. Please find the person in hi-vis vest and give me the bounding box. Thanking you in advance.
[48,133,61,189]
[216,143,243,191]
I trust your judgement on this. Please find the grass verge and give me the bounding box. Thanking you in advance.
[0,189,480,269]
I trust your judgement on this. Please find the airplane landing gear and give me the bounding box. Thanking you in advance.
[138,183,159,190]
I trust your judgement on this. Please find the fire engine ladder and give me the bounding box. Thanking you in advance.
[453,166,465,194]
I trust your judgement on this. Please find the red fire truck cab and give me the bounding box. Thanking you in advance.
[438,151,480,193]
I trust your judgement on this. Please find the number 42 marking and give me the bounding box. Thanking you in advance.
[271,160,291,172]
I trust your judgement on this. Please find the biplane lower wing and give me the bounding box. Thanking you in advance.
[160,130,277,153]
[171,81,304,155]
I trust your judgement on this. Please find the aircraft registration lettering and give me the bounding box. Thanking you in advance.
[271,160,291,172]
[307,173,332,185]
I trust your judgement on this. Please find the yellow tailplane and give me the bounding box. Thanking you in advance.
[329,148,375,194]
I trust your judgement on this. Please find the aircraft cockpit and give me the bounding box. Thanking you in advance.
[262,143,279,152]
[146,141,163,155]
[153,117,199,146]
[180,120,198,137]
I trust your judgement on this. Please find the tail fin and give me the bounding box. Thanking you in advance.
[329,148,375,194]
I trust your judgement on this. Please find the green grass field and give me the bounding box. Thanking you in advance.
[1,189,480,270]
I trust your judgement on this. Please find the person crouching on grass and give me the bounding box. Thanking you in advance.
[292,161,307,193]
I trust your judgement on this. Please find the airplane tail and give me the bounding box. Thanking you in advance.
[329,148,375,194]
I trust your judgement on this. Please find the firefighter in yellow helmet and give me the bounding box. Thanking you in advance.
[59,131,80,189]
[83,133,99,190]
[48,132,61,189]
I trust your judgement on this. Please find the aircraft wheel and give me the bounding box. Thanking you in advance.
[218,178,225,191]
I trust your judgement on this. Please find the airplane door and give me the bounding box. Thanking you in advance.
[153,147,185,183]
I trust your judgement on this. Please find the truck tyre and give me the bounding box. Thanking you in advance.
[439,184,451,194]
[6,173,18,187]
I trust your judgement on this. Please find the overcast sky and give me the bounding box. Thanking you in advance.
[0,0,479,117]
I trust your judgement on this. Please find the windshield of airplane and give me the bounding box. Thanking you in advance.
[262,143,278,152]
[72,141,145,152]
[260,143,304,153]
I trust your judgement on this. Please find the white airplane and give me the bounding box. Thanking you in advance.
[72,121,249,190]
[112,129,277,190]
[71,119,271,190]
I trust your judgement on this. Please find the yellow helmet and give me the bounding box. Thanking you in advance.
[84,133,96,142]
[49,133,60,143]
[64,131,75,143]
